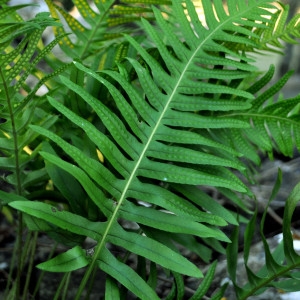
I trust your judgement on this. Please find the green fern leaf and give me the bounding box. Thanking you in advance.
[37,246,89,272]
[45,0,170,62]
[9,200,203,278]
[190,260,219,300]
[283,182,300,264]
[105,276,120,300]
[253,2,300,52]
[259,169,285,274]
[18,0,300,298]
[0,4,32,20]
[219,64,300,160]
[214,1,300,54]
[228,170,300,299]
[99,247,159,300]
[0,7,70,202]
[234,90,300,157]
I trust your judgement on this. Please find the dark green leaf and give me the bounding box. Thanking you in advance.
[37,246,89,272]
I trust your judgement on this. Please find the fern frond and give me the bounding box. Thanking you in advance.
[225,68,300,158]
[253,2,300,53]
[0,3,31,20]
[0,8,67,195]
[190,260,227,300]
[10,0,300,298]
[209,1,300,55]
[45,0,171,62]
[23,0,266,293]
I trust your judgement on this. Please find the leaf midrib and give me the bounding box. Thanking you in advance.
[78,2,267,296]
[102,0,263,247]
[229,112,300,126]
[79,2,114,60]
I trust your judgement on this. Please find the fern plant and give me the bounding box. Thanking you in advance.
[1,0,300,299]
[44,0,172,64]
[0,4,70,298]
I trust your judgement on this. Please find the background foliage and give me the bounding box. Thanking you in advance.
[1,0,300,299]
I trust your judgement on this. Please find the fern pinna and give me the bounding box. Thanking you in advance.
[0,9,63,195]
[44,0,171,62]
[7,0,300,299]
[227,170,300,299]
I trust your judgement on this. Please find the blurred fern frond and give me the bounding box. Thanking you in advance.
[253,1,300,52]
[45,0,171,62]
[0,6,68,195]
[212,1,300,54]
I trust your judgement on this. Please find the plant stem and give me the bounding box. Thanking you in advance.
[62,272,71,300]
[33,242,58,298]
[84,266,97,300]
[53,272,70,300]
[15,213,23,298]
[4,235,18,298]
[0,67,24,299]
[22,231,38,300]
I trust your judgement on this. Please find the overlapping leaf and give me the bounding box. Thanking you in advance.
[228,171,300,299]
[252,2,300,53]
[44,0,171,61]
[2,0,297,298]
[0,10,65,194]
[220,65,300,160]
[25,0,300,298]
[214,0,300,54]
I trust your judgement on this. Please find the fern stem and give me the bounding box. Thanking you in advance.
[84,266,98,300]
[0,68,23,195]
[240,258,300,300]
[3,238,17,298]
[53,272,70,300]
[79,5,112,60]
[61,272,71,300]
[16,215,24,298]
[0,67,25,299]
[21,231,38,300]
[33,241,59,298]
[74,262,97,299]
